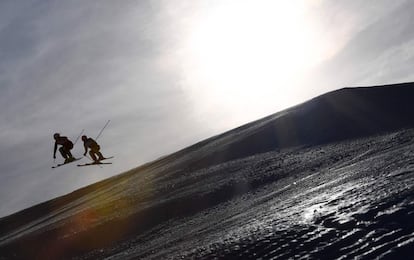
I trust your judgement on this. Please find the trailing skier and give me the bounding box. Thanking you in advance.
[82,135,106,163]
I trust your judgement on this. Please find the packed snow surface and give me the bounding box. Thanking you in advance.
[1,129,414,259]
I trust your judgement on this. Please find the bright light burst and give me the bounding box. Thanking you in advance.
[179,0,326,125]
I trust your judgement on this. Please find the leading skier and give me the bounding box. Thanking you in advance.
[53,133,75,163]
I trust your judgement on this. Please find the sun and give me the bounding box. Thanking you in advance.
[180,0,323,125]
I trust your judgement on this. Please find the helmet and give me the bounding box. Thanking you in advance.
[53,133,60,139]
[82,135,87,141]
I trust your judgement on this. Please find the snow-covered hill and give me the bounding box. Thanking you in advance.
[1,83,414,259]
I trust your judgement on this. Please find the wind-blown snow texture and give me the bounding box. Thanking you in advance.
[2,83,414,259]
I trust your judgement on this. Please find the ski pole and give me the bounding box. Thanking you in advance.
[73,129,85,146]
[95,120,110,140]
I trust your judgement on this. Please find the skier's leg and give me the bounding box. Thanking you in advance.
[95,146,105,160]
[89,151,98,162]
[59,147,68,159]
[66,142,74,159]
[90,146,103,162]
[97,152,105,160]
[63,145,76,162]
[60,147,73,163]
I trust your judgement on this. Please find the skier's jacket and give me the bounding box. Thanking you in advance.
[84,138,100,151]
[54,136,73,151]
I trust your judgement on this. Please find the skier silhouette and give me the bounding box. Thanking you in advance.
[53,133,75,163]
[82,135,106,163]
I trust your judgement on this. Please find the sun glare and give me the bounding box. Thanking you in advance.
[180,0,324,126]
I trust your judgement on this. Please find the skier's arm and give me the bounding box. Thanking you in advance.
[53,142,57,159]
[83,143,88,156]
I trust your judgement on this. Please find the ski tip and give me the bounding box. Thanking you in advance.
[100,156,114,161]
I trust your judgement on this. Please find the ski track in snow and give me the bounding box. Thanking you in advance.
[2,130,414,259]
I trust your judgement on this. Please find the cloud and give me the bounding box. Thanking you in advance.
[1,0,414,217]
[303,0,414,96]
[0,0,205,217]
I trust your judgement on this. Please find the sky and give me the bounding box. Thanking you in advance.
[1,0,414,218]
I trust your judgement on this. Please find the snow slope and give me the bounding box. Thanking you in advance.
[1,83,414,259]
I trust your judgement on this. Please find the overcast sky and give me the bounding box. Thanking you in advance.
[1,0,414,218]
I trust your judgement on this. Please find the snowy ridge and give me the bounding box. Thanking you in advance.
[1,83,414,259]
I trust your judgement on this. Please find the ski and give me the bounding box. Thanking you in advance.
[100,156,114,161]
[52,158,81,169]
[77,162,112,167]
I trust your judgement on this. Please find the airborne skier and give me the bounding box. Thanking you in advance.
[82,135,106,163]
[53,133,76,163]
